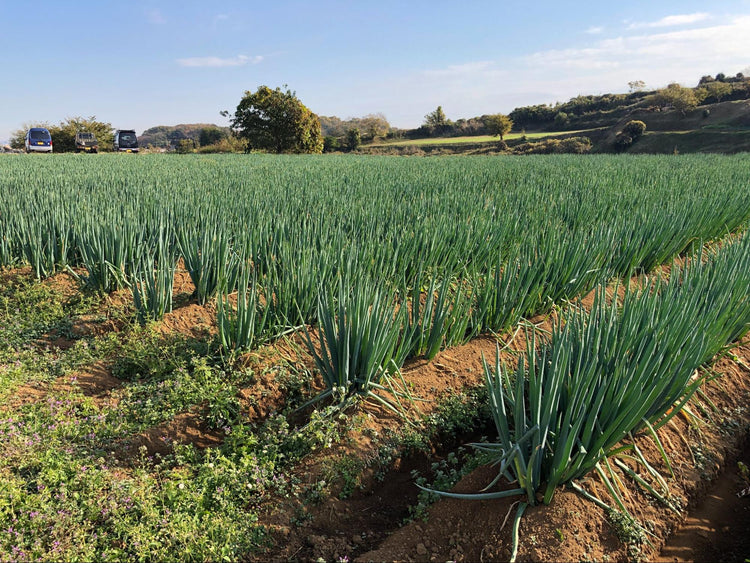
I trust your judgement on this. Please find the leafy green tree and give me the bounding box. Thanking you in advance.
[614,133,633,151]
[423,106,448,129]
[357,113,390,141]
[553,111,570,128]
[176,139,197,153]
[701,81,733,102]
[345,127,361,152]
[655,83,699,115]
[198,127,227,147]
[615,120,646,151]
[323,136,341,153]
[485,114,513,140]
[51,117,112,152]
[229,85,323,154]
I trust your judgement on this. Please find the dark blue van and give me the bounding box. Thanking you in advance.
[25,128,53,153]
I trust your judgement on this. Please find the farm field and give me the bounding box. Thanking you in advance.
[0,153,750,561]
[367,128,602,147]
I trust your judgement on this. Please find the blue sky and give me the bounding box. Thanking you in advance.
[1,1,749,143]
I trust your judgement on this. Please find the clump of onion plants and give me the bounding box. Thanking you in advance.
[394,269,473,365]
[302,278,409,415]
[130,228,178,324]
[216,261,271,354]
[177,223,239,305]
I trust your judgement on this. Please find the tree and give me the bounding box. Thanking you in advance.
[485,114,513,140]
[198,127,227,147]
[701,81,733,102]
[323,136,341,153]
[553,111,570,128]
[176,139,197,153]
[654,83,699,115]
[230,85,323,154]
[345,127,361,152]
[628,80,646,92]
[614,133,633,151]
[357,113,390,141]
[615,120,646,150]
[423,106,448,129]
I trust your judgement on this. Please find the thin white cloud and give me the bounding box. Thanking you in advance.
[628,12,710,29]
[586,26,604,35]
[145,9,166,25]
[383,14,750,126]
[525,16,750,73]
[176,55,263,68]
[212,14,229,28]
[423,61,495,77]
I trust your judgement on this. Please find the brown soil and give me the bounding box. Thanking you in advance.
[654,440,750,563]
[5,361,122,411]
[118,412,225,460]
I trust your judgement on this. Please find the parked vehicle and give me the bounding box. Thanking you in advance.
[25,128,53,153]
[113,130,139,152]
[75,131,98,153]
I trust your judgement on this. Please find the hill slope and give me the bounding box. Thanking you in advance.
[608,99,750,154]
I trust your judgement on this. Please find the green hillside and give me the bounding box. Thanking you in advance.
[359,99,750,156]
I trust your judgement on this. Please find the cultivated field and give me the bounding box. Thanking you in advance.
[0,153,749,561]
[367,128,601,147]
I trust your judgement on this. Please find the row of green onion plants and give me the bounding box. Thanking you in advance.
[437,231,750,558]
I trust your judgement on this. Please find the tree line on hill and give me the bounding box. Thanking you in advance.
[317,72,750,152]
[10,72,749,155]
[509,72,750,131]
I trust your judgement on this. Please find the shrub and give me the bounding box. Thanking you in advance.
[513,136,592,155]
[323,136,341,152]
[176,139,196,154]
[614,133,634,151]
[196,136,248,153]
[557,137,592,153]
[622,120,646,139]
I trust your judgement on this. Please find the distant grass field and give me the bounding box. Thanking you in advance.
[368,128,602,147]
[628,129,750,154]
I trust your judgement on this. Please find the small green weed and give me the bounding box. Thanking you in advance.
[607,508,647,561]
[407,448,490,522]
